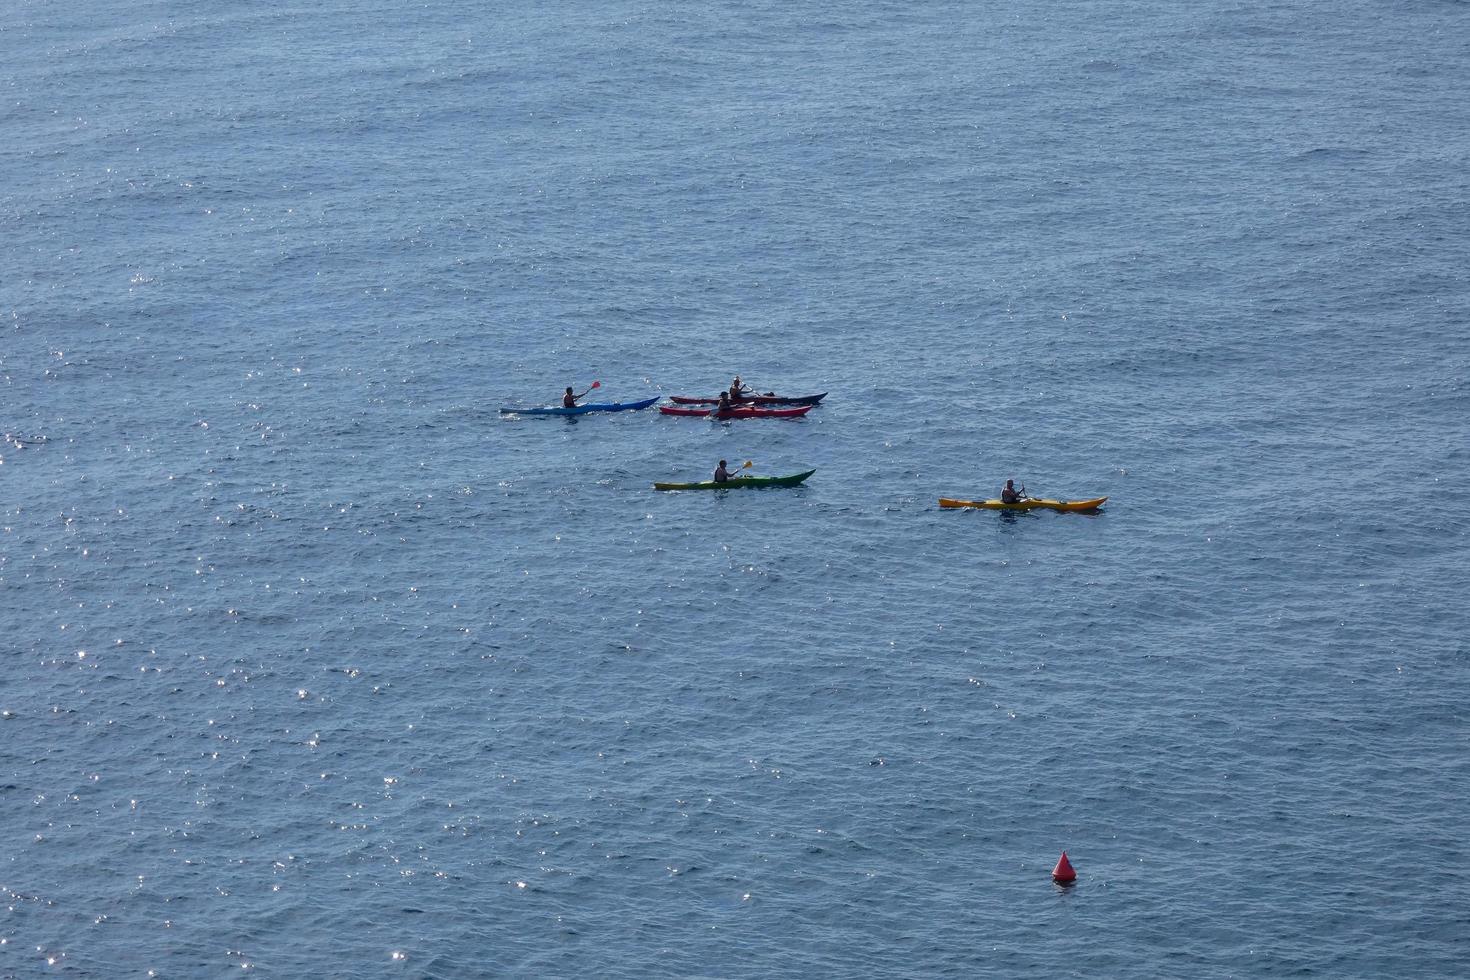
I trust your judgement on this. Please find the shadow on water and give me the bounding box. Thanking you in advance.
[993,509,1105,527]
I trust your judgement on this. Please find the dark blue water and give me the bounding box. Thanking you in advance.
[4,0,1469,975]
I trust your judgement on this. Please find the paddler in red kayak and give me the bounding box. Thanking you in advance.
[1001,479,1027,504]
[715,390,734,414]
[731,376,752,401]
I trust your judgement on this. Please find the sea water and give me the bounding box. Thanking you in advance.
[3,0,1468,975]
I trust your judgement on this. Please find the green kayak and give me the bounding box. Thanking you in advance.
[653,469,815,491]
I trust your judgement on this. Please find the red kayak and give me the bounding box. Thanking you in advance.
[669,392,827,406]
[658,404,814,419]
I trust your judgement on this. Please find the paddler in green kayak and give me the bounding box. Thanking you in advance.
[713,459,741,483]
[1001,479,1027,504]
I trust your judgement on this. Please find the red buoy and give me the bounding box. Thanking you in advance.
[1052,851,1077,884]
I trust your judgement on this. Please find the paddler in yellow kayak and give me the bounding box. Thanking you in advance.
[1001,479,1028,504]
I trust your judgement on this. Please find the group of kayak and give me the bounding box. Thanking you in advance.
[659,468,1105,510]
[503,378,1106,511]
[500,376,824,419]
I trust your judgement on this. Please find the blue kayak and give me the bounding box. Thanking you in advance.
[499,395,660,416]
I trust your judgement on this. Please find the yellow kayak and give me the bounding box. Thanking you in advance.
[939,496,1107,512]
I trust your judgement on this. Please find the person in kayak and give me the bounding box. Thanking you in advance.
[715,390,733,414]
[731,376,751,401]
[562,386,578,408]
[713,459,739,483]
[1001,479,1026,504]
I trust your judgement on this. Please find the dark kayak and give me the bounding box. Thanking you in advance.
[668,392,827,406]
[500,396,660,416]
[658,404,813,419]
[654,469,816,490]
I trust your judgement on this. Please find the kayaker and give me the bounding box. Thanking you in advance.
[562,386,578,408]
[1001,479,1025,504]
[715,390,733,414]
[731,376,751,400]
[713,459,737,483]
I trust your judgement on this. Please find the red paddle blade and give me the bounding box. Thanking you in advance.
[591,380,601,388]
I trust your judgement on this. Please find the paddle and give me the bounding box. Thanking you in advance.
[577,381,601,399]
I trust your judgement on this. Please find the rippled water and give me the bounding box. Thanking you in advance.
[4,0,1469,975]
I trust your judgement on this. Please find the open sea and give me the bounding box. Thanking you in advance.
[3,0,1469,976]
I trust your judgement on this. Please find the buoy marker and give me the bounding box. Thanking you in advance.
[1052,851,1077,884]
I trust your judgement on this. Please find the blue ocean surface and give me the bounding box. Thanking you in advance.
[3,0,1469,975]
